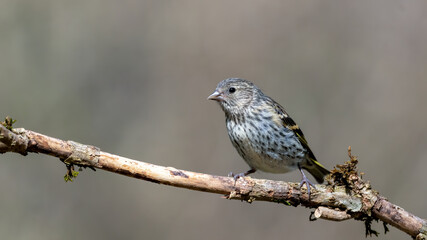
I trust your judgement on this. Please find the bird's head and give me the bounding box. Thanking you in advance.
[208,78,260,115]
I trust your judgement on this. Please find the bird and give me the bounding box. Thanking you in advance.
[208,78,329,195]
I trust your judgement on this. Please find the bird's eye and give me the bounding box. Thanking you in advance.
[228,87,236,93]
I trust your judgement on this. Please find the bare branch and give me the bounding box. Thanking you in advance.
[0,124,426,238]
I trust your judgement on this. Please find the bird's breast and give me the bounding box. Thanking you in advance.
[226,113,306,173]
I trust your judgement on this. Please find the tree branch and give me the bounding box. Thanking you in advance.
[0,123,426,239]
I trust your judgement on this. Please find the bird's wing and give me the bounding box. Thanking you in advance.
[269,99,317,161]
[266,97,330,182]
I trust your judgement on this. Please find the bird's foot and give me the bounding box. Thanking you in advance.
[228,168,256,185]
[228,172,246,182]
[299,174,316,197]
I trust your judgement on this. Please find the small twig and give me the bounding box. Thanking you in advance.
[314,207,352,221]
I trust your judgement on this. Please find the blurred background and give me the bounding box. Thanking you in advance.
[1,1,426,239]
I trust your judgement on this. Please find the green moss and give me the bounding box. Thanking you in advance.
[1,116,17,130]
[64,164,79,182]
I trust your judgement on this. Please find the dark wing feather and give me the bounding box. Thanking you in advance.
[264,96,330,182]
[270,101,317,161]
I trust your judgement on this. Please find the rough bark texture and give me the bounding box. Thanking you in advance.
[1,124,426,239]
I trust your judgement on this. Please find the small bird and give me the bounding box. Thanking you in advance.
[208,78,329,195]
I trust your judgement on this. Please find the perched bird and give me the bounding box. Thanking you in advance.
[208,78,329,195]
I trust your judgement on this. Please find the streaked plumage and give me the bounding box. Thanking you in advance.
[208,78,329,195]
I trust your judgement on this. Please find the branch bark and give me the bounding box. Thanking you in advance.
[0,124,426,239]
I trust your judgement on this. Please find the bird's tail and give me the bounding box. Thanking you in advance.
[302,158,330,183]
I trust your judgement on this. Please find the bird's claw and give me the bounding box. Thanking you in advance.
[228,169,256,185]
[299,175,316,197]
[228,172,246,183]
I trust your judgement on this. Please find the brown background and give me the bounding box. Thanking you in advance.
[1,1,427,239]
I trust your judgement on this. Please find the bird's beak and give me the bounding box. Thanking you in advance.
[207,91,224,102]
